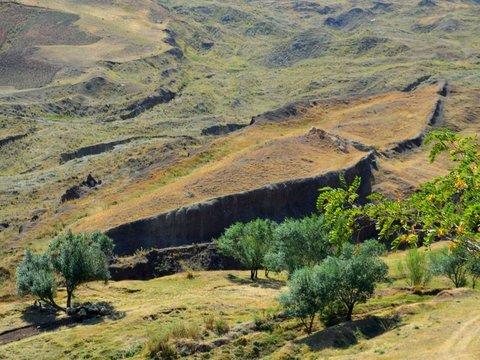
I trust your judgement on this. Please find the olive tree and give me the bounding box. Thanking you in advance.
[48,230,114,308]
[16,230,114,311]
[216,219,275,280]
[16,249,62,310]
[265,215,332,275]
[330,240,388,321]
[280,240,388,329]
[278,265,335,334]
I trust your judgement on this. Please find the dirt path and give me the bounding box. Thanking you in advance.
[437,314,480,359]
[0,317,78,345]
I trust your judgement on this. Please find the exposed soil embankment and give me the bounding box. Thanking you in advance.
[60,135,196,163]
[382,81,447,156]
[110,243,244,281]
[0,133,29,147]
[106,153,374,255]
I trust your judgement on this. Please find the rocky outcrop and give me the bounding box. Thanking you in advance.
[120,89,176,120]
[201,123,247,136]
[402,75,432,92]
[60,174,102,203]
[0,133,29,147]
[106,153,375,255]
[109,242,244,281]
[60,138,135,163]
[250,100,311,125]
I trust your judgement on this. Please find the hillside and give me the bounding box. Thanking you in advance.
[1,0,480,358]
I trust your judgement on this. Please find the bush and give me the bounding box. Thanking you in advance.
[204,314,215,332]
[254,312,275,332]
[430,247,470,288]
[398,248,432,288]
[214,317,230,335]
[468,257,480,289]
[146,332,177,360]
[216,219,276,280]
[169,322,202,340]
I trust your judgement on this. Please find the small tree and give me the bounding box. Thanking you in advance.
[278,266,334,334]
[265,215,331,275]
[430,247,470,288]
[48,230,114,308]
[397,248,432,288]
[331,240,388,321]
[280,240,388,329]
[216,219,275,280]
[16,250,63,311]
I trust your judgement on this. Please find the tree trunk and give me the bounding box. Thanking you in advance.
[346,304,354,321]
[45,296,66,312]
[265,268,269,278]
[250,269,255,280]
[66,289,73,309]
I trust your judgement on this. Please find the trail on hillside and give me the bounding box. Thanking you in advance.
[436,314,480,359]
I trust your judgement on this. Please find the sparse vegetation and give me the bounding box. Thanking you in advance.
[1,0,480,359]
[398,248,432,288]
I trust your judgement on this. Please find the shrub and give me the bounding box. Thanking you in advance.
[146,332,177,360]
[398,248,432,288]
[254,312,275,332]
[169,322,202,340]
[214,317,230,335]
[204,314,215,332]
[468,257,480,289]
[430,247,469,288]
[216,219,276,280]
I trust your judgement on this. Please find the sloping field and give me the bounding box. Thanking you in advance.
[70,83,442,235]
[0,0,169,90]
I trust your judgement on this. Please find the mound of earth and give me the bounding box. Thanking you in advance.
[0,2,99,89]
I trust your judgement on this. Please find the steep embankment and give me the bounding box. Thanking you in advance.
[68,82,445,255]
[107,153,374,255]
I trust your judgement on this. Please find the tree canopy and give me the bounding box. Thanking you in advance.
[216,219,276,279]
[16,230,114,311]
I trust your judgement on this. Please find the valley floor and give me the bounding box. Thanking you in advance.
[0,245,479,359]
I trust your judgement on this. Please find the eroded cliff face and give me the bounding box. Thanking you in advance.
[107,153,375,255]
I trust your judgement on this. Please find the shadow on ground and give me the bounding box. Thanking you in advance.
[0,301,128,345]
[298,315,401,351]
[226,273,286,289]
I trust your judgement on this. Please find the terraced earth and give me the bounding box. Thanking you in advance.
[0,0,480,289]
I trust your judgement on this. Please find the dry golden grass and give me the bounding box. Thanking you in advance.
[305,84,441,150]
[68,84,441,233]
[2,0,170,92]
